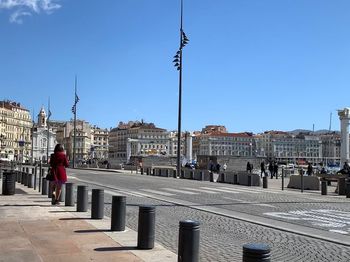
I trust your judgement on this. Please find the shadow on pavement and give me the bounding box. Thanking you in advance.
[49,210,73,213]
[94,246,138,252]
[75,229,110,233]
[0,204,52,207]
[59,217,89,221]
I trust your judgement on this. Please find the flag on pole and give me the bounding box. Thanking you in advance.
[75,93,80,104]
[72,75,79,115]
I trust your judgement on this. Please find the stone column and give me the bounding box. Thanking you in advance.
[126,138,131,162]
[338,108,350,166]
[185,132,193,162]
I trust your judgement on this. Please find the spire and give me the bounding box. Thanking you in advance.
[37,106,47,127]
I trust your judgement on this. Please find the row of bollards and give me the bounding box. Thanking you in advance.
[6,166,272,261]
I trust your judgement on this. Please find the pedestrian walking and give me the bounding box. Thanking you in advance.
[269,162,274,179]
[274,162,278,179]
[216,163,221,173]
[49,144,69,205]
[246,161,252,173]
[307,163,313,176]
[260,161,266,177]
[223,163,227,172]
[208,160,214,173]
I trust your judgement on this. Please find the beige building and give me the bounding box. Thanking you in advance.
[193,127,254,157]
[55,120,92,163]
[0,101,32,162]
[32,107,57,163]
[108,121,169,163]
[91,126,109,160]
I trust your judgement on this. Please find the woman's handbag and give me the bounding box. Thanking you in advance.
[46,167,56,181]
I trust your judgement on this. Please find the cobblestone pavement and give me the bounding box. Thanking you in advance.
[67,169,350,261]
[70,169,350,233]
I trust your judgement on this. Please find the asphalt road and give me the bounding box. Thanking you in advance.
[67,168,350,262]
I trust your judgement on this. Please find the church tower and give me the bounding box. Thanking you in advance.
[37,107,47,128]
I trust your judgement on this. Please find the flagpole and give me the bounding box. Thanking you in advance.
[176,0,184,178]
[46,97,50,163]
[73,76,77,168]
[31,108,34,164]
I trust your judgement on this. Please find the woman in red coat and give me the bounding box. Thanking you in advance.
[50,144,69,205]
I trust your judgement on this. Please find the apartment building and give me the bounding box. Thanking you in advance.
[91,126,109,160]
[193,125,255,157]
[109,121,169,162]
[32,107,57,162]
[0,101,32,162]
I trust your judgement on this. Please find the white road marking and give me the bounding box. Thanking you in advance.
[140,189,175,196]
[200,187,239,194]
[223,198,276,208]
[329,230,349,235]
[161,188,198,195]
[220,187,260,194]
[253,203,277,208]
[264,209,350,234]
[183,187,219,194]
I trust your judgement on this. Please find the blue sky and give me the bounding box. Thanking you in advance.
[0,0,349,133]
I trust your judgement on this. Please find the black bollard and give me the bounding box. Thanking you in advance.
[24,171,29,186]
[338,178,346,195]
[281,167,284,191]
[180,169,185,179]
[38,166,43,192]
[263,176,268,188]
[248,175,252,186]
[233,174,238,184]
[209,172,214,182]
[190,171,194,180]
[2,171,16,195]
[219,173,225,183]
[91,189,104,219]
[141,167,144,175]
[27,173,33,188]
[21,172,25,185]
[41,178,48,195]
[137,205,155,249]
[346,181,350,198]
[111,195,126,231]
[243,243,271,262]
[178,220,200,262]
[65,183,75,206]
[321,180,327,195]
[17,170,21,183]
[59,184,65,202]
[77,185,88,212]
[200,171,205,181]
[48,181,54,198]
[33,167,37,190]
[300,169,304,193]
[173,169,177,178]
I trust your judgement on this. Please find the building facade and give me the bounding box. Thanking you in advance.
[55,119,92,163]
[91,126,109,160]
[0,101,32,162]
[32,107,56,163]
[193,126,255,158]
[108,121,169,163]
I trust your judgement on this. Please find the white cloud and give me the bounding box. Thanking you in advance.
[0,0,61,23]
[9,9,31,24]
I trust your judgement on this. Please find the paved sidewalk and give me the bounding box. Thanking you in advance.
[0,182,177,262]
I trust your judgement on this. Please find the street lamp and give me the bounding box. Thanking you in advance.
[173,0,189,177]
